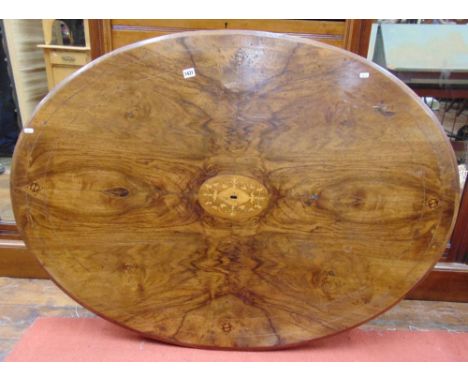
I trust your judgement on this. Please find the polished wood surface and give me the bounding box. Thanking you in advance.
[11,30,460,349]
[109,19,348,52]
[2,277,468,360]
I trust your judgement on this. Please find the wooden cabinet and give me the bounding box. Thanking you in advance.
[39,46,91,90]
[89,19,372,59]
[38,20,92,90]
[48,48,90,66]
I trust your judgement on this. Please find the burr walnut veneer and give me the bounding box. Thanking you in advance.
[11,31,460,349]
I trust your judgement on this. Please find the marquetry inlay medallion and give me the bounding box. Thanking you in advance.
[198,175,269,220]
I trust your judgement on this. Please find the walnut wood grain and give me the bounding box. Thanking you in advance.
[11,30,460,349]
[108,20,348,52]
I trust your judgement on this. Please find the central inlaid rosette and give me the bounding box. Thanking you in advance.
[198,175,269,220]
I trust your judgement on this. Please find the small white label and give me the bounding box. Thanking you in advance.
[23,128,34,134]
[183,67,196,79]
[359,72,370,78]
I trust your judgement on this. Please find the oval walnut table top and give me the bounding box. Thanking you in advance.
[11,30,460,349]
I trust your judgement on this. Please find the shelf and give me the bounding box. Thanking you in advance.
[37,44,90,51]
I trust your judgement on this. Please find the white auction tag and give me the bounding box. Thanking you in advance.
[359,72,370,78]
[23,128,34,134]
[182,67,196,79]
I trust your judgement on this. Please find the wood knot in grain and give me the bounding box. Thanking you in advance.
[29,182,40,193]
[221,321,232,333]
[104,187,130,197]
[428,198,439,209]
[124,101,151,120]
[121,263,139,273]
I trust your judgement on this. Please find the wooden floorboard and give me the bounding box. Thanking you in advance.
[0,277,468,360]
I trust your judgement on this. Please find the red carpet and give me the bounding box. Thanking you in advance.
[5,317,468,361]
